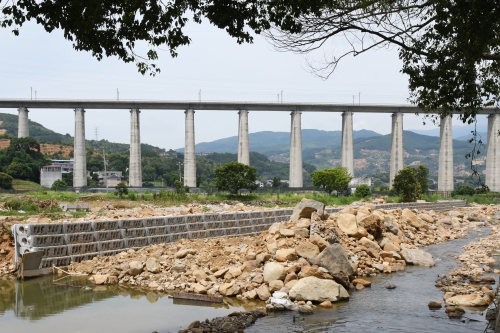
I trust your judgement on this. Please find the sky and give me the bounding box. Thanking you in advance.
[0,19,486,150]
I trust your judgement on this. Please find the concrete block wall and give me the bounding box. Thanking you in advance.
[13,201,466,269]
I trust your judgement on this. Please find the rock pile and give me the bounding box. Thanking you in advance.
[434,219,500,316]
[67,200,497,312]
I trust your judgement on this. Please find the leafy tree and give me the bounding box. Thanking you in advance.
[62,172,73,187]
[0,137,48,182]
[0,172,13,190]
[451,185,476,197]
[354,184,371,199]
[142,165,157,181]
[311,167,352,196]
[272,177,282,187]
[415,165,430,194]
[51,179,67,190]
[163,172,179,187]
[115,182,128,198]
[392,165,430,202]
[5,162,33,180]
[214,162,258,195]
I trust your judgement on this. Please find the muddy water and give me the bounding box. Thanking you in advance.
[0,229,493,333]
[249,228,492,333]
[0,275,262,333]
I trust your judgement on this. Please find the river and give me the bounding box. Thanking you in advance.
[0,228,493,333]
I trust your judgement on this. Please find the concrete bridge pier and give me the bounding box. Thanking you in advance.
[341,111,354,176]
[18,107,29,138]
[486,113,500,192]
[184,109,197,187]
[238,110,250,165]
[73,108,87,187]
[390,112,404,188]
[438,115,454,192]
[129,109,142,187]
[289,111,303,187]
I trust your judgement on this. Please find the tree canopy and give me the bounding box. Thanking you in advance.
[0,136,49,182]
[392,164,429,202]
[311,167,352,195]
[214,162,258,194]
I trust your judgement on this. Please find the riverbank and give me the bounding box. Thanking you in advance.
[435,221,500,314]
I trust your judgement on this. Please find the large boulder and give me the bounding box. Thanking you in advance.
[146,257,160,273]
[401,209,423,229]
[337,213,359,236]
[357,214,383,237]
[316,244,354,287]
[295,241,320,261]
[256,284,271,301]
[219,280,241,296]
[310,234,329,251]
[289,276,349,302]
[263,262,286,283]
[290,199,325,221]
[400,249,435,266]
[129,261,143,276]
[276,249,297,262]
[445,294,491,307]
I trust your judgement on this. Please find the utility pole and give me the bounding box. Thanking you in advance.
[198,89,201,102]
[178,161,182,181]
[103,148,108,193]
[359,92,361,105]
[117,88,119,101]
[277,94,279,102]
[281,91,283,103]
[353,95,355,105]
[35,90,37,100]
[30,87,32,100]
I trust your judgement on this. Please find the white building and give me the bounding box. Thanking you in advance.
[40,165,62,188]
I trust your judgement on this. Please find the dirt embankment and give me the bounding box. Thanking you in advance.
[0,219,15,275]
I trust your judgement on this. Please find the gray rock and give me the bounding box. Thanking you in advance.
[146,257,160,273]
[290,199,325,221]
[170,262,187,273]
[400,249,435,266]
[316,244,355,287]
[128,261,143,276]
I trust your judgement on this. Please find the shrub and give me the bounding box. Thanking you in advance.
[115,182,129,198]
[0,172,13,190]
[354,184,371,198]
[451,185,476,196]
[51,179,67,190]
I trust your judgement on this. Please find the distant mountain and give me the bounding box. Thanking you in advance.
[177,129,381,156]
[409,124,487,139]
[305,130,482,178]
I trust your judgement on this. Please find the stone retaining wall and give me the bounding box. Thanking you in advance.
[13,200,467,269]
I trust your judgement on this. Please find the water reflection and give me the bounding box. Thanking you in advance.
[0,276,115,320]
[0,275,264,333]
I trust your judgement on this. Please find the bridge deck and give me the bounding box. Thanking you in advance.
[0,99,497,114]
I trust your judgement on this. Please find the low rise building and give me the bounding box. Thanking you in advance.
[40,165,62,188]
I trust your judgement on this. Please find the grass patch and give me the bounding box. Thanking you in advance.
[12,179,43,191]
[70,211,88,218]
